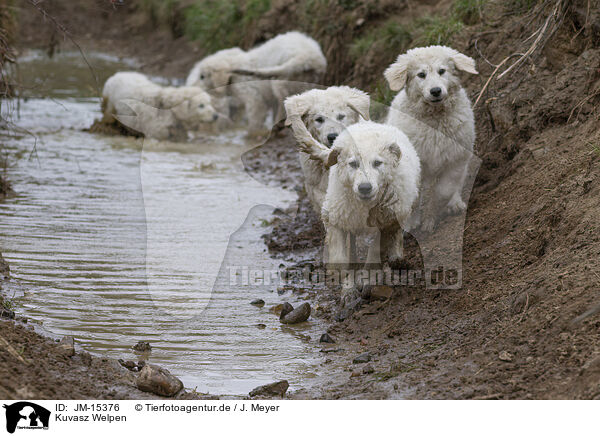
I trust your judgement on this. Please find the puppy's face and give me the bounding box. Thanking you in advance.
[305,106,360,147]
[173,92,218,125]
[335,137,401,202]
[384,46,478,106]
[196,67,230,96]
[406,59,460,105]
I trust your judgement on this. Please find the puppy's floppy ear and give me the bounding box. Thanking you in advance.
[343,87,371,121]
[384,55,410,91]
[452,52,478,75]
[284,95,310,127]
[157,88,184,109]
[387,142,402,165]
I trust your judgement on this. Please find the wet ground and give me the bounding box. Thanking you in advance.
[0,51,331,396]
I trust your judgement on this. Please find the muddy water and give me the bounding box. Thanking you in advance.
[0,51,325,394]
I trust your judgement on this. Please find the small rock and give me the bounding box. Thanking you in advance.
[137,360,146,369]
[353,352,371,364]
[250,299,265,307]
[249,380,289,398]
[256,323,266,329]
[118,359,138,371]
[350,371,361,378]
[362,364,374,374]
[132,341,152,352]
[319,333,335,343]
[280,302,311,324]
[279,302,294,318]
[370,285,393,301]
[499,351,513,362]
[136,364,183,397]
[0,307,15,319]
[58,336,75,357]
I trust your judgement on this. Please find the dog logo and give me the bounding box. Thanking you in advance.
[3,402,50,434]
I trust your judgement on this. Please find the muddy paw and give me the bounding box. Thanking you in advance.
[446,197,466,215]
[420,217,436,233]
[341,288,362,309]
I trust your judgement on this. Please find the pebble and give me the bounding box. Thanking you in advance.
[370,285,393,301]
[250,299,265,307]
[0,307,15,319]
[362,364,375,374]
[256,323,266,329]
[353,352,371,364]
[58,336,75,357]
[319,333,335,343]
[249,380,289,398]
[132,341,152,352]
[280,302,311,324]
[499,351,513,362]
[118,359,139,372]
[136,364,184,397]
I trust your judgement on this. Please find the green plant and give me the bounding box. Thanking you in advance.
[414,15,464,46]
[350,19,412,60]
[452,0,485,25]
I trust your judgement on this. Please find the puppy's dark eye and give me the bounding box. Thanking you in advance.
[417,72,426,79]
[315,116,325,123]
[200,74,205,80]
[349,161,359,169]
[199,104,205,109]
[438,68,446,75]
[373,160,383,168]
[337,113,345,121]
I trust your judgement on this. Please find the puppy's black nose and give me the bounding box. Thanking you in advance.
[212,113,219,121]
[327,133,338,145]
[430,87,442,97]
[358,183,372,196]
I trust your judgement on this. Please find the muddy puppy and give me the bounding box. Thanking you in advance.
[102,72,219,140]
[296,121,421,307]
[284,86,371,213]
[384,46,478,232]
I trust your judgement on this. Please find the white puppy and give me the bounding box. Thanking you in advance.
[102,72,218,140]
[284,86,370,213]
[384,45,477,232]
[296,121,421,306]
[186,32,327,133]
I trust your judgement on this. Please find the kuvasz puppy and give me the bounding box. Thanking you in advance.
[384,45,477,232]
[284,86,370,213]
[102,72,218,140]
[186,32,327,133]
[296,121,421,307]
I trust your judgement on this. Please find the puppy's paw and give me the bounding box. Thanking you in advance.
[388,247,404,264]
[446,195,466,215]
[340,287,362,309]
[420,217,436,233]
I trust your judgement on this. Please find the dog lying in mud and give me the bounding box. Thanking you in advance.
[186,31,327,134]
[102,72,219,141]
[385,45,477,232]
[291,118,421,308]
[284,86,371,213]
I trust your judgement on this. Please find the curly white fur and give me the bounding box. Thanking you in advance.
[102,72,218,140]
[284,86,370,213]
[384,45,478,232]
[186,32,327,133]
[310,122,420,304]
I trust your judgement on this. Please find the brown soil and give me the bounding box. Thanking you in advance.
[6,0,600,399]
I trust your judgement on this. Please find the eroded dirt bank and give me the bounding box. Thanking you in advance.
[3,0,600,399]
